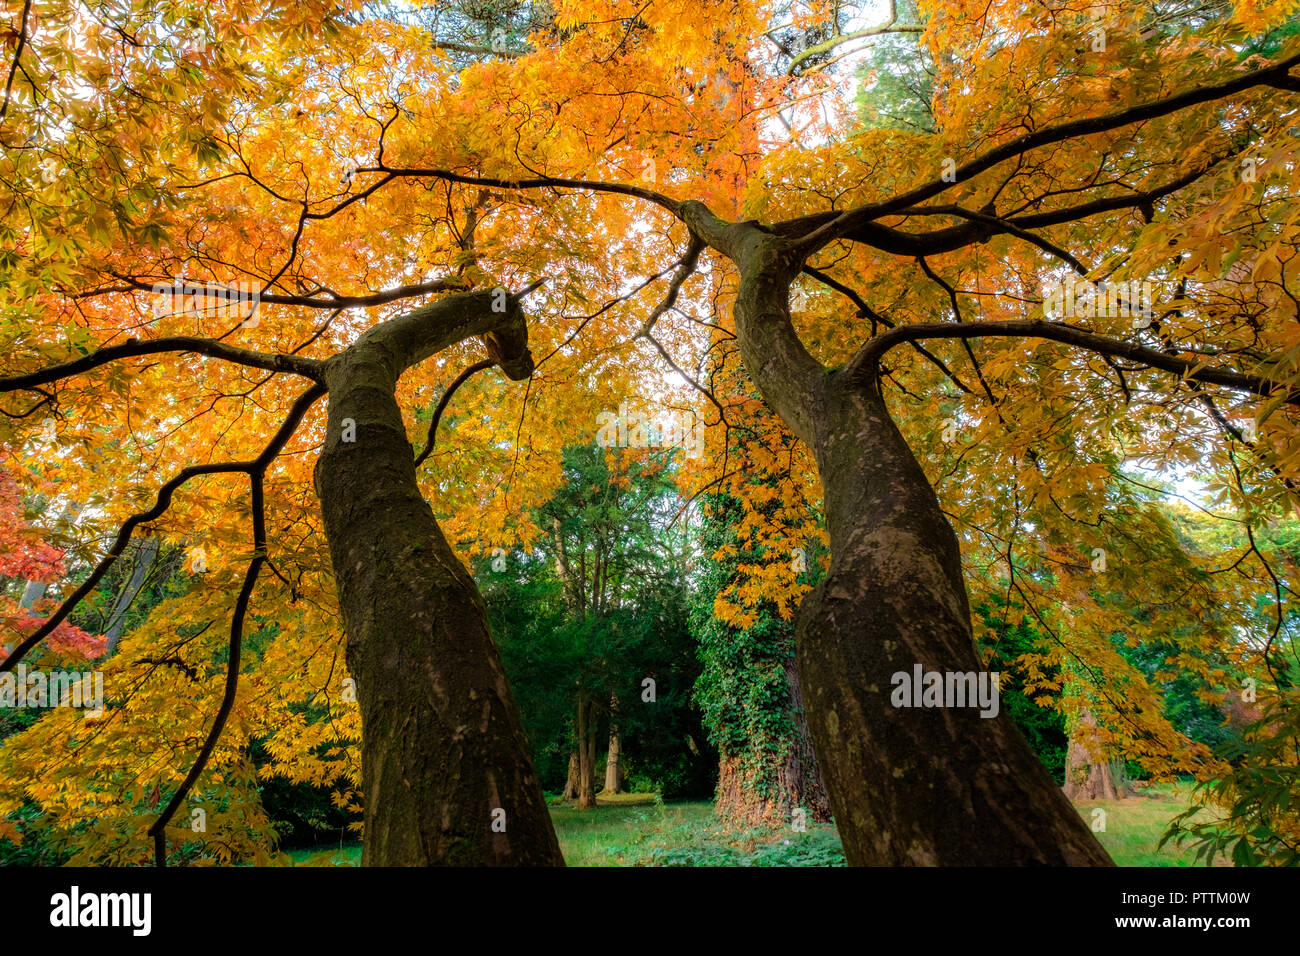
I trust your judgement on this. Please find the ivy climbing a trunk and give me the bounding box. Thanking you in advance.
[695,489,831,828]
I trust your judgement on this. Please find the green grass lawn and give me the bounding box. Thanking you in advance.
[549,800,716,865]
[285,784,1222,866]
[1071,782,1225,867]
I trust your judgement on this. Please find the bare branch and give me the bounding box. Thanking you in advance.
[136,384,326,866]
[639,235,705,336]
[148,471,263,867]
[802,265,974,393]
[0,0,32,125]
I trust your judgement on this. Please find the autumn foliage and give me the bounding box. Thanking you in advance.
[1,0,1300,864]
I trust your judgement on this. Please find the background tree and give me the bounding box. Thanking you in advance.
[483,442,714,805]
[691,377,832,828]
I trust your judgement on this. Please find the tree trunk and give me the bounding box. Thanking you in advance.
[602,694,622,794]
[575,692,597,809]
[313,290,563,866]
[562,750,580,801]
[18,501,81,612]
[713,654,831,827]
[680,207,1113,865]
[104,535,159,655]
[790,376,1110,864]
[18,579,46,610]
[603,728,621,794]
[1062,709,1127,801]
[781,651,831,820]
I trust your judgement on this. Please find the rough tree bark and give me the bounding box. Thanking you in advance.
[781,651,832,819]
[562,750,580,801]
[603,728,621,793]
[313,289,563,865]
[681,203,1112,865]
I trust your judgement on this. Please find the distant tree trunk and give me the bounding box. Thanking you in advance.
[603,694,622,794]
[782,651,831,818]
[104,535,159,655]
[603,730,621,793]
[314,289,563,865]
[562,750,580,801]
[18,579,46,610]
[17,500,81,613]
[1062,709,1127,801]
[575,692,597,809]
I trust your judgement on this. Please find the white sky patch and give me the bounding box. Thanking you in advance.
[1123,459,1216,508]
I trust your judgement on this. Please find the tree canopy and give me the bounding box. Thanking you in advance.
[3,0,1300,866]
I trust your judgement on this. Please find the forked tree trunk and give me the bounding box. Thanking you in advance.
[313,290,563,866]
[681,204,1112,865]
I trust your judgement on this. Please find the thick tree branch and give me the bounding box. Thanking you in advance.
[904,206,1090,274]
[0,385,327,673]
[431,40,529,58]
[786,157,1222,258]
[638,235,704,336]
[786,1,922,76]
[0,337,322,392]
[787,52,1300,252]
[345,283,542,384]
[98,274,470,311]
[846,319,1298,405]
[371,166,681,218]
